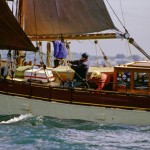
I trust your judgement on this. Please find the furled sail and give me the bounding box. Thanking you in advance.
[0,0,36,51]
[21,0,116,39]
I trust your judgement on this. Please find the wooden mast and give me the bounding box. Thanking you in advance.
[46,42,51,67]
[17,0,24,66]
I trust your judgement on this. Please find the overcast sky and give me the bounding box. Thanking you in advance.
[70,0,150,58]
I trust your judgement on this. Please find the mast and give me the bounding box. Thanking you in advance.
[17,0,24,65]
[46,42,51,67]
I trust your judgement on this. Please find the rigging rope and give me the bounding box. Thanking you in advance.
[94,40,112,67]
[119,0,133,61]
[105,0,148,60]
[105,0,128,32]
[119,0,126,28]
[125,40,133,62]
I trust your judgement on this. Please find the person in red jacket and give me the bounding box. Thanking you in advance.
[89,71,110,92]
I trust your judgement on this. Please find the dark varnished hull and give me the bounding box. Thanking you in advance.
[0,79,149,111]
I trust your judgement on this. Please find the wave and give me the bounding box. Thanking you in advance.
[0,113,32,124]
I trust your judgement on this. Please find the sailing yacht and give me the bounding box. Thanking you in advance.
[0,0,150,125]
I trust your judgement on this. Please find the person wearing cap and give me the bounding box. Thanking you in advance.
[68,52,89,87]
[89,71,110,93]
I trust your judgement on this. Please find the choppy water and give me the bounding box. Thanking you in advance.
[0,114,150,150]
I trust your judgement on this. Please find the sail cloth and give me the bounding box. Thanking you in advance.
[0,0,36,51]
[22,0,116,38]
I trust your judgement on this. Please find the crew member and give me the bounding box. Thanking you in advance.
[68,52,89,87]
[52,41,68,68]
[89,71,110,92]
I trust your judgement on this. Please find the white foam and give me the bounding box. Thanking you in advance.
[0,113,32,124]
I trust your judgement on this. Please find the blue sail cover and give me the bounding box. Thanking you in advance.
[53,41,68,58]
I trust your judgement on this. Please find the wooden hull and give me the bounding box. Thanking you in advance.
[0,79,150,125]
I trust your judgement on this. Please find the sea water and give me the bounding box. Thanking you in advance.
[0,114,150,150]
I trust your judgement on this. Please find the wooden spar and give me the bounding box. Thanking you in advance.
[28,33,123,41]
[39,42,43,66]
[18,0,22,26]
[16,0,24,66]
[46,42,51,67]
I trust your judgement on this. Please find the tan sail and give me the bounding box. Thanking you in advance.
[21,0,116,39]
[0,0,36,51]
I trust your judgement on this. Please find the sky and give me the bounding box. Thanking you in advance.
[70,0,150,58]
[8,0,150,58]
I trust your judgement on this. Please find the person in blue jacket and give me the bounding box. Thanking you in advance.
[52,41,68,67]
